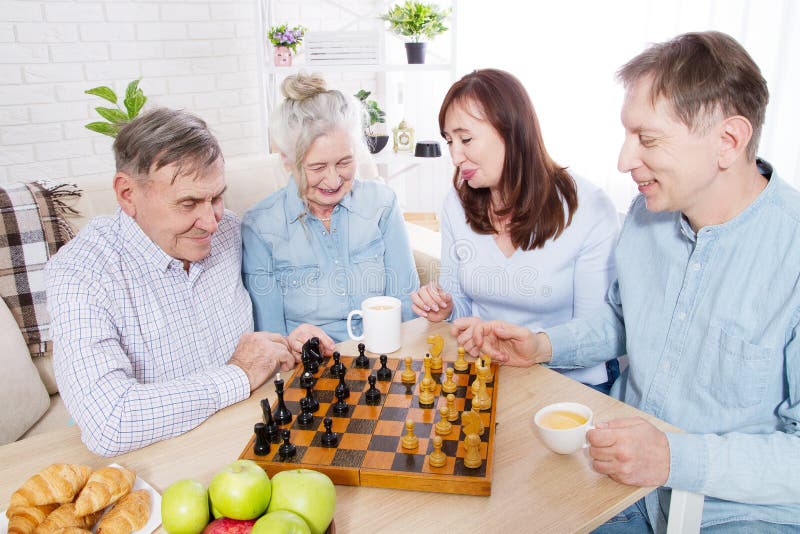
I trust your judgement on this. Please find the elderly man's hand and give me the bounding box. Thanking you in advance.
[228,332,292,392]
[450,317,483,357]
[286,324,335,360]
[472,320,551,367]
[587,418,671,487]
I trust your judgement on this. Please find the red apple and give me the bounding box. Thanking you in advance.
[202,517,257,534]
[267,469,335,534]
[252,510,310,534]
[209,460,271,520]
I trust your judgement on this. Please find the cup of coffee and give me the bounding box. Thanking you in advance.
[346,296,402,353]
[533,402,594,454]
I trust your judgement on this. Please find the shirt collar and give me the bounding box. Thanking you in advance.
[285,175,356,223]
[117,208,192,273]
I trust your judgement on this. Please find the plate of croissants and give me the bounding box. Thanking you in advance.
[1,462,161,534]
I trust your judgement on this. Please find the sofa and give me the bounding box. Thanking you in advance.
[0,153,442,444]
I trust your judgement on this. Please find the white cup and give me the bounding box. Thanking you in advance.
[346,296,402,353]
[533,402,595,455]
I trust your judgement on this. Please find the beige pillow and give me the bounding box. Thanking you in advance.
[0,296,49,444]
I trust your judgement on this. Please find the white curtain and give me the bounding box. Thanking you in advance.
[454,0,800,210]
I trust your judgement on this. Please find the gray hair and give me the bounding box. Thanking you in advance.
[113,107,223,182]
[269,73,367,194]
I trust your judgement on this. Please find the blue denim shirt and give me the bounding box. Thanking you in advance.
[547,161,800,529]
[241,177,419,342]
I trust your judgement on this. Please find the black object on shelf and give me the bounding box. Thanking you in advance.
[414,141,441,157]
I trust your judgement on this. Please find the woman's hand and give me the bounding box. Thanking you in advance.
[287,323,336,360]
[410,282,453,322]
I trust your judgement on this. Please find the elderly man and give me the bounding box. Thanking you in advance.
[46,108,295,456]
[471,32,800,532]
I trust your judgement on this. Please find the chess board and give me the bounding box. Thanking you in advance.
[239,353,499,496]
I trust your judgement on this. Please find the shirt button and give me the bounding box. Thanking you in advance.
[678,311,687,320]
[692,262,702,271]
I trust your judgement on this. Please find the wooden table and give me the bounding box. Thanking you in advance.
[0,319,700,533]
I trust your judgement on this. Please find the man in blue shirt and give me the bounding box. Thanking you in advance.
[470,32,800,531]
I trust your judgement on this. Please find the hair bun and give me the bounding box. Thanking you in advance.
[281,73,328,101]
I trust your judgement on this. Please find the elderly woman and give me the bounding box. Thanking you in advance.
[411,69,620,393]
[242,73,419,357]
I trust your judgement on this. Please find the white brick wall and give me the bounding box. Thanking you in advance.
[0,0,264,186]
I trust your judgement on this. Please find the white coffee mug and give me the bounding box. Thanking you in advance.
[533,402,595,454]
[346,296,402,354]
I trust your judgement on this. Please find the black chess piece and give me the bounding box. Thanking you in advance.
[330,351,344,377]
[320,417,339,448]
[253,422,271,455]
[376,354,392,381]
[297,397,315,427]
[274,376,292,425]
[260,398,280,443]
[334,366,350,400]
[278,429,296,459]
[354,342,370,368]
[301,340,319,374]
[332,387,349,416]
[364,375,381,406]
[302,373,319,412]
[309,336,324,366]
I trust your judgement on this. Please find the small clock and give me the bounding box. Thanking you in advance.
[392,119,415,153]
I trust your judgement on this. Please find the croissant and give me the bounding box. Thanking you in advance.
[51,529,92,534]
[9,465,93,508]
[96,490,151,534]
[31,503,101,534]
[73,466,136,517]
[6,504,59,534]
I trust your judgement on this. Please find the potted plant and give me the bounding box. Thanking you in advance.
[355,90,389,154]
[380,1,451,64]
[268,24,307,66]
[84,79,147,137]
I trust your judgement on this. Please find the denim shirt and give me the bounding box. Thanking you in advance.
[547,161,800,529]
[241,177,419,342]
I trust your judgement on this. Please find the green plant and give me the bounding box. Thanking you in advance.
[84,79,147,138]
[354,90,386,135]
[268,24,307,53]
[380,1,451,43]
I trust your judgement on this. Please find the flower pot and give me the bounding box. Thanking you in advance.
[273,46,292,67]
[405,42,426,64]
[366,134,389,154]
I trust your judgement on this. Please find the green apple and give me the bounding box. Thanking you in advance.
[252,510,311,534]
[267,469,335,534]
[209,459,271,520]
[161,479,210,534]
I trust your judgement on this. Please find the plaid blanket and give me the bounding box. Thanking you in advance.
[0,181,80,359]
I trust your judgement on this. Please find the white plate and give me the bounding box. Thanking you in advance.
[1,462,162,534]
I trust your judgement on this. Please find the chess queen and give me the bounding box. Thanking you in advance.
[242,73,420,358]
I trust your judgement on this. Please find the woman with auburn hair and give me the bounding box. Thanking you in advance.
[411,69,619,391]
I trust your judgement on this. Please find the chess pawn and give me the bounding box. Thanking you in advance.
[423,353,434,384]
[476,367,492,410]
[297,397,315,427]
[401,356,416,384]
[446,393,459,422]
[428,435,446,468]
[480,354,494,383]
[463,432,482,469]
[376,354,392,381]
[454,347,469,372]
[320,417,339,448]
[435,406,452,435]
[355,342,370,369]
[401,419,419,450]
[278,428,297,459]
[441,367,457,394]
[364,375,381,406]
[418,376,435,407]
[335,367,350,400]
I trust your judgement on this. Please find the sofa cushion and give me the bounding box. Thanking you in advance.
[0,295,50,444]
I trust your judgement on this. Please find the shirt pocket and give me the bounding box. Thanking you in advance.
[276,264,321,319]
[699,324,778,409]
[351,237,386,296]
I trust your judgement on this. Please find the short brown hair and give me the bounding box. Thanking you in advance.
[617,31,768,160]
[438,69,577,251]
[113,107,223,181]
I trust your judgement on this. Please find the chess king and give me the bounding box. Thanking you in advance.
[46,108,296,456]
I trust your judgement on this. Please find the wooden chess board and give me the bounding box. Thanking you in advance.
[239,353,499,496]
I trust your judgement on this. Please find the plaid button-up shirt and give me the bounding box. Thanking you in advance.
[46,208,252,456]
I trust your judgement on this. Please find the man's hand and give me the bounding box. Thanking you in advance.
[286,323,335,360]
[587,418,671,487]
[410,282,453,322]
[472,320,551,366]
[450,317,483,357]
[228,332,293,392]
